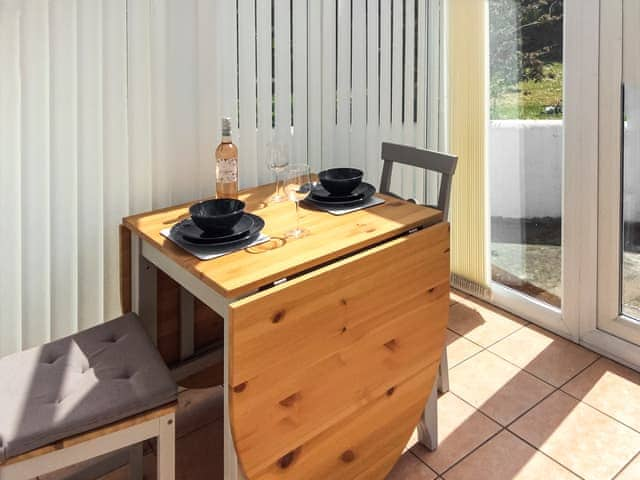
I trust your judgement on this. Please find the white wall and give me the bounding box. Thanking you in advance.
[624,119,640,223]
[489,120,563,218]
[490,119,640,222]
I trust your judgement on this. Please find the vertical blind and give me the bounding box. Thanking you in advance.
[0,0,442,356]
[447,0,490,296]
[0,0,132,355]
[222,0,442,199]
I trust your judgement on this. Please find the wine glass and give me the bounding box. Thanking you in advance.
[265,142,289,203]
[283,164,312,238]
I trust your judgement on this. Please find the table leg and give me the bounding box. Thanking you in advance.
[131,233,158,343]
[438,350,450,393]
[417,381,439,451]
[179,288,195,360]
[131,237,246,479]
[223,309,246,480]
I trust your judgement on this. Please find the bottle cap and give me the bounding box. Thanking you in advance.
[221,117,232,136]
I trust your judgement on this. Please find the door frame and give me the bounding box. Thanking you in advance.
[488,0,579,343]
[563,0,640,369]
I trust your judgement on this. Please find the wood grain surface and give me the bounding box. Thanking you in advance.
[122,183,442,299]
[228,223,450,479]
[1,403,176,466]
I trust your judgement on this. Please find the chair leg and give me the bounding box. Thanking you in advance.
[417,380,438,451]
[128,443,144,480]
[438,350,450,393]
[157,413,176,480]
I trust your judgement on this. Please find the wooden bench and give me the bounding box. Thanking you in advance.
[0,314,177,480]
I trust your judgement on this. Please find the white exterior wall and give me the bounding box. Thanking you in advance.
[489,120,563,219]
[624,119,640,224]
[489,119,640,221]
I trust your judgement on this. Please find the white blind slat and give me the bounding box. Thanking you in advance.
[379,0,392,144]
[292,0,308,165]
[274,0,291,144]
[307,0,323,173]
[127,0,153,213]
[77,0,104,331]
[415,0,428,202]
[238,0,258,189]
[336,0,351,168]
[390,0,404,194]
[403,0,417,198]
[218,0,238,125]
[366,0,381,185]
[102,0,128,321]
[426,0,442,205]
[127,1,153,212]
[256,0,272,185]
[149,0,171,207]
[166,1,200,204]
[351,0,367,176]
[0,3,23,356]
[321,0,337,170]
[50,0,79,339]
[21,0,51,348]
[196,0,219,198]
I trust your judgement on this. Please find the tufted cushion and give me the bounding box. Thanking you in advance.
[0,313,177,462]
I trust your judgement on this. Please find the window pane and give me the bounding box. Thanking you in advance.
[622,86,640,319]
[489,0,563,308]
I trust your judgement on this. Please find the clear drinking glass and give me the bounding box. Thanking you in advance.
[284,164,312,238]
[265,142,289,203]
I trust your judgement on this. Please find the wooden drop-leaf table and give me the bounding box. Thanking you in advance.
[120,183,449,480]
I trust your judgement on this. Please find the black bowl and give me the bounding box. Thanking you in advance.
[318,168,364,195]
[189,199,246,234]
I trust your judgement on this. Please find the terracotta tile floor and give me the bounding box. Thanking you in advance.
[42,292,640,480]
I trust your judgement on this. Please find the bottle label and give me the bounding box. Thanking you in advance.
[216,158,238,183]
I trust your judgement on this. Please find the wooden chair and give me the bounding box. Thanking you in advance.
[0,313,177,480]
[380,142,458,449]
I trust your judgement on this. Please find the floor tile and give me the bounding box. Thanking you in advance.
[616,453,640,480]
[176,386,224,439]
[445,329,483,368]
[411,393,501,474]
[448,299,526,348]
[450,290,467,305]
[562,357,640,432]
[444,430,579,480]
[510,390,640,480]
[489,324,599,387]
[386,452,437,480]
[405,428,419,451]
[449,350,554,425]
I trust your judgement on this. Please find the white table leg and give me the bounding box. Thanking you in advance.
[157,413,176,480]
[131,234,158,343]
[179,288,195,360]
[417,381,439,451]
[438,350,450,393]
[224,309,246,480]
[136,239,245,478]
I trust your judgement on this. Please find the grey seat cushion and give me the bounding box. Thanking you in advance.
[0,313,177,462]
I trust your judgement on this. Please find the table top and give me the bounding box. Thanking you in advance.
[122,183,442,299]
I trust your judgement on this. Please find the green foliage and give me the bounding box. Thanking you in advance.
[489,0,563,120]
[491,62,563,120]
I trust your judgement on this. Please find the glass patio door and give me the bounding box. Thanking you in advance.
[488,0,565,328]
[597,0,640,345]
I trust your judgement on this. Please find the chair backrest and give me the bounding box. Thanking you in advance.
[380,142,458,217]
